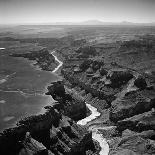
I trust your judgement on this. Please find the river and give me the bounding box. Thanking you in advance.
[51,50,110,155]
[51,51,63,73]
[77,103,109,155]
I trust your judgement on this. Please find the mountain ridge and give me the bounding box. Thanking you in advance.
[35,20,155,26]
[1,20,155,26]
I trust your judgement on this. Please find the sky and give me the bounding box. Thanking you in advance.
[0,0,155,24]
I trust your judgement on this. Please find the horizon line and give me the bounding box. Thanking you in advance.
[0,20,155,26]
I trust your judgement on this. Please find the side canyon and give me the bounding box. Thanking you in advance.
[0,33,155,155]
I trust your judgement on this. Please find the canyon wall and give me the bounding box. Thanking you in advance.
[60,36,155,154]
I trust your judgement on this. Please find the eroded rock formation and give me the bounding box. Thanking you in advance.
[60,35,155,155]
[46,80,87,121]
[10,48,58,71]
[0,104,95,155]
[1,34,155,155]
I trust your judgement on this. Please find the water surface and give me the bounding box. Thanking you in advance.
[0,47,60,131]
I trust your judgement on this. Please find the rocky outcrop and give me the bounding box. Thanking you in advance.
[2,34,155,155]
[62,61,134,105]
[76,46,97,58]
[61,36,155,155]
[0,104,95,155]
[99,67,108,76]
[46,81,87,121]
[107,70,133,88]
[48,115,95,155]
[71,39,87,47]
[10,48,57,71]
[110,88,155,122]
[46,80,66,99]
[109,129,155,155]
[0,106,60,155]
[18,132,48,155]
[79,58,104,72]
[134,76,147,89]
[117,110,155,132]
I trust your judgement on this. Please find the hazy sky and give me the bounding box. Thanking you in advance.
[0,0,155,24]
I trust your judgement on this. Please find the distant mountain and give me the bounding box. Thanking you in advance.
[14,20,155,26]
[50,20,155,26]
[78,20,105,25]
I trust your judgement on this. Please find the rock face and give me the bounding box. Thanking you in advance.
[60,35,155,155]
[134,76,147,89]
[0,106,60,155]
[62,59,134,106]
[0,104,95,155]
[46,80,66,98]
[76,46,97,58]
[0,45,97,155]
[2,34,155,155]
[99,67,108,76]
[71,39,87,47]
[46,81,87,121]
[47,115,94,155]
[108,70,133,88]
[110,88,155,122]
[0,80,95,154]
[19,132,48,155]
[117,110,155,132]
[109,129,155,155]
[11,48,57,71]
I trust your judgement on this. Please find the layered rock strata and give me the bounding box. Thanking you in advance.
[11,48,58,71]
[0,48,97,155]
[0,103,95,155]
[61,36,155,154]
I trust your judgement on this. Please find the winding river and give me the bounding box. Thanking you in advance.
[51,50,109,155]
[51,51,63,73]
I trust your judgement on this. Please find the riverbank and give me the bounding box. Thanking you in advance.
[0,49,96,155]
[0,48,59,132]
[51,51,63,73]
[60,36,155,154]
[52,51,110,155]
[0,48,63,132]
[77,103,109,155]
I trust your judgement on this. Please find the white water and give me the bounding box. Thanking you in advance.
[77,103,109,155]
[51,51,63,73]
[92,129,109,155]
[0,48,5,50]
[51,50,109,155]
[77,104,100,125]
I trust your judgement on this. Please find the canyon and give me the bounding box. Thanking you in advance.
[59,34,155,154]
[0,47,99,155]
[0,30,155,155]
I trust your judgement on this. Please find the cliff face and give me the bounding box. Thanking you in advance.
[0,103,95,155]
[0,106,60,155]
[0,48,96,155]
[10,48,58,71]
[1,33,155,155]
[110,87,155,122]
[108,129,155,155]
[46,80,87,121]
[60,35,155,154]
